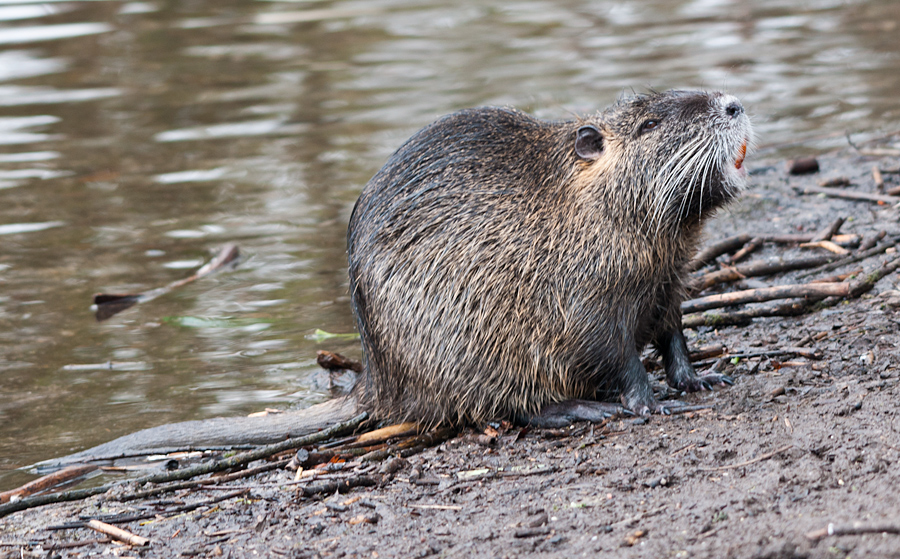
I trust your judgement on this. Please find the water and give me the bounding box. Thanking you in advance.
[1,0,899,488]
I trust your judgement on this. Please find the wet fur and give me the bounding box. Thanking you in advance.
[348,90,751,426]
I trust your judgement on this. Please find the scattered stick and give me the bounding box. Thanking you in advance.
[686,254,900,325]
[811,217,844,242]
[683,301,810,328]
[93,244,240,321]
[806,522,900,542]
[49,489,251,529]
[725,237,763,264]
[359,427,455,462]
[810,269,862,284]
[45,538,113,550]
[799,240,849,255]
[0,464,98,504]
[115,458,289,502]
[803,234,899,276]
[682,283,849,314]
[699,444,792,472]
[873,166,885,192]
[353,422,420,445]
[688,345,726,361]
[858,230,886,251]
[408,504,462,511]
[85,520,149,547]
[795,184,898,205]
[848,254,900,298]
[0,412,367,519]
[694,255,836,291]
[687,234,752,272]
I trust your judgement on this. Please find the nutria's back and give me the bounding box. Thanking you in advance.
[348,90,752,426]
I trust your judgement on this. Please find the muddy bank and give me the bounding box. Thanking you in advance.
[2,143,900,558]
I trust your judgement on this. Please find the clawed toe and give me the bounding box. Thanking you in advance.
[675,373,733,393]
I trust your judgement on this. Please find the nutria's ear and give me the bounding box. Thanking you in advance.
[575,125,603,160]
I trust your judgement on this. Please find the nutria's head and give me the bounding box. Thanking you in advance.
[572,90,753,234]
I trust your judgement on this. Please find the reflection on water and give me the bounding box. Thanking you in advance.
[0,0,899,488]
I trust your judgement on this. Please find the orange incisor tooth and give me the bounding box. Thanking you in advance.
[735,143,747,169]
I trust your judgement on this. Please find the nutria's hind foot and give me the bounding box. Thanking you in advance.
[524,399,630,428]
[672,372,734,393]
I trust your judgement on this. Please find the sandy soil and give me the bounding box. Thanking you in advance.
[2,143,900,558]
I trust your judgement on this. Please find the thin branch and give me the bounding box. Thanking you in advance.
[694,255,837,291]
[687,234,752,272]
[806,522,900,541]
[811,217,845,242]
[683,301,810,329]
[795,184,899,204]
[682,283,849,314]
[115,458,289,502]
[93,244,240,321]
[802,234,899,276]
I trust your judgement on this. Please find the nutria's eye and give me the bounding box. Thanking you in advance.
[575,125,604,160]
[640,119,659,133]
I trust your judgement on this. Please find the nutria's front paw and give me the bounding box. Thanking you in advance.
[674,373,733,393]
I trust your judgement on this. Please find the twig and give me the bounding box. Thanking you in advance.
[85,520,149,547]
[858,230,886,251]
[694,255,836,291]
[802,234,899,276]
[49,489,250,529]
[795,184,898,204]
[0,465,98,504]
[848,254,900,297]
[687,235,752,272]
[806,522,900,541]
[93,244,240,321]
[873,166,885,192]
[699,444,793,471]
[408,504,462,511]
[799,240,849,255]
[811,217,844,242]
[340,422,420,449]
[810,269,862,284]
[359,427,456,462]
[682,283,849,314]
[45,538,113,550]
[683,301,811,329]
[725,236,763,264]
[115,458,289,502]
[0,412,367,519]
[689,345,726,361]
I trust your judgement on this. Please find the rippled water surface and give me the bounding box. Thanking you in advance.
[1,0,899,487]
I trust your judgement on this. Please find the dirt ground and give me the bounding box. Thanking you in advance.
[3,142,900,558]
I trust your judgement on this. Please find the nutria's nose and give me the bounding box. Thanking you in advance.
[725,101,743,119]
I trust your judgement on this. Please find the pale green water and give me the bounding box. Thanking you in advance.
[1,0,899,488]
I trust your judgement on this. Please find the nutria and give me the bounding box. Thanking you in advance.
[348,89,752,428]
[41,90,752,468]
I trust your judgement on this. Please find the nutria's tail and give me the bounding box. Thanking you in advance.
[33,396,359,471]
